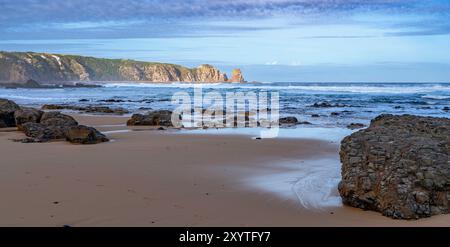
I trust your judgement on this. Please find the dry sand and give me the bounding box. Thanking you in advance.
[1,114,450,226]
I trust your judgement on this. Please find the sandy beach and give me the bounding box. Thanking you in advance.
[1,113,450,227]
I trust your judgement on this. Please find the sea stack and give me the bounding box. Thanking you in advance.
[229,69,245,83]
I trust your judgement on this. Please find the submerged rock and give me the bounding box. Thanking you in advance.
[339,114,450,219]
[279,117,299,125]
[42,104,129,115]
[311,101,348,108]
[346,123,366,130]
[65,125,109,144]
[0,98,20,128]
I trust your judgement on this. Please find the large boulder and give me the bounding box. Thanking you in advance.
[40,112,78,126]
[21,112,79,141]
[40,112,78,139]
[339,114,450,219]
[21,122,58,141]
[14,107,44,130]
[65,125,109,144]
[0,98,20,128]
[127,110,173,127]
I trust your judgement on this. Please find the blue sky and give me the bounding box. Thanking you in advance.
[1,0,450,82]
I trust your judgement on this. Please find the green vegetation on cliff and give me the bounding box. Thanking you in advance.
[0,51,243,83]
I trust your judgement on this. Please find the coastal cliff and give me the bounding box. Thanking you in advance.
[0,51,244,83]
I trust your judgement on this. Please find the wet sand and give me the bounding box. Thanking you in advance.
[1,114,450,226]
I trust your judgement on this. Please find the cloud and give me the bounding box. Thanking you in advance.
[0,0,449,39]
[0,0,445,24]
[265,61,279,65]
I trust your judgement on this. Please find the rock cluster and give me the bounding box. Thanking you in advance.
[127,110,173,127]
[0,98,108,144]
[346,123,366,130]
[339,114,450,219]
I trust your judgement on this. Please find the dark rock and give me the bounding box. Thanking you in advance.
[14,107,43,130]
[84,106,129,115]
[41,112,78,127]
[21,112,78,141]
[312,102,333,108]
[1,79,44,89]
[311,101,348,108]
[42,104,73,110]
[65,125,109,144]
[279,117,299,125]
[79,99,89,102]
[331,112,340,116]
[40,112,78,139]
[339,114,450,219]
[443,107,450,111]
[23,79,42,88]
[299,121,313,125]
[138,107,153,110]
[346,123,366,130]
[311,114,320,118]
[99,99,126,103]
[21,122,54,141]
[127,110,173,127]
[42,104,129,115]
[0,98,20,128]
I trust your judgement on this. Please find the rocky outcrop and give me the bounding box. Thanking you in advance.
[229,69,245,83]
[0,98,20,127]
[0,51,244,83]
[127,110,173,127]
[339,114,450,219]
[65,125,109,144]
[1,98,108,144]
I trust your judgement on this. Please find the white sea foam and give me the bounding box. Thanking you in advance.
[246,158,343,210]
[101,82,450,94]
[0,94,67,101]
[421,94,450,100]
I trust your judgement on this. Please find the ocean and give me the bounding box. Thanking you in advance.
[1,82,449,129]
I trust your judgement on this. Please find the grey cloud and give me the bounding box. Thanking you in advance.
[0,0,449,39]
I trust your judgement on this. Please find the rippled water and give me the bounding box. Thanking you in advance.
[1,82,449,128]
